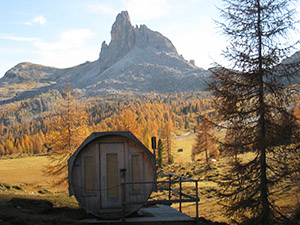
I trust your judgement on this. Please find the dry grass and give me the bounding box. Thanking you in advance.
[0,156,86,225]
[173,133,195,163]
[0,134,298,224]
[0,156,66,193]
[0,156,48,184]
[167,134,300,223]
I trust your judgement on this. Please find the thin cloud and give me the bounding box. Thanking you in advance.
[32,16,46,25]
[23,22,32,26]
[33,29,98,68]
[34,29,95,50]
[0,34,39,42]
[25,15,46,25]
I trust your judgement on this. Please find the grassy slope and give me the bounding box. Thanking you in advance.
[173,132,195,163]
[155,133,228,223]
[0,135,299,224]
[0,156,48,184]
[0,156,87,225]
[169,133,299,223]
[0,156,65,193]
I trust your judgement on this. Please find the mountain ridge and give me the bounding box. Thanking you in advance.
[2,10,299,105]
[0,11,210,103]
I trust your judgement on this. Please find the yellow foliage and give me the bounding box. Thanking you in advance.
[45,89,89,185]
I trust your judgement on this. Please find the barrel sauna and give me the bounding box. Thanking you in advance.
[68,131,156,218]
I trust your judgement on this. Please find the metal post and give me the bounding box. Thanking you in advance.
[168,174,172,204]
[152,137,157,192]
[122,182,126,225]
[179,177,182,212]
[195,180,199,225]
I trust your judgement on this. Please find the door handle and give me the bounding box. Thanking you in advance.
[120,168,126,178]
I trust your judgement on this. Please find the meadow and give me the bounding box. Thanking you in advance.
[0,156,86,225]
[0,134,299,224]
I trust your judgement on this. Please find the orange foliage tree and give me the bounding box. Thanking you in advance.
[45,88,89,185]
[161,119,174,164]
[191,115,218,169]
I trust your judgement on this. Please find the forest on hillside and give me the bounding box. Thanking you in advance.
[0,91,212,161]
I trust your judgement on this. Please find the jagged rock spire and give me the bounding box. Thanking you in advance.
[111,11,133,42]
[99,11,177,68]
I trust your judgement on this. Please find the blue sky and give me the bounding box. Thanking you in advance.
[0,0,299,78]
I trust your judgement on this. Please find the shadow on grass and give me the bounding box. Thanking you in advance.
[0,196,87,225]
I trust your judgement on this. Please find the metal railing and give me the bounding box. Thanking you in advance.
[121,173,199,224]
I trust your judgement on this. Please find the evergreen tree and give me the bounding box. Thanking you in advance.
[157,139,163,168]
[45,87,89,185]
[161,120,174,164]
[209,0,300,224]
[0,144,4,158]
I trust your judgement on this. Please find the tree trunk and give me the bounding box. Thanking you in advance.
[257,0,270,223]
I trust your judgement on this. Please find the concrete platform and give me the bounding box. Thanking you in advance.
[81,205,197,225]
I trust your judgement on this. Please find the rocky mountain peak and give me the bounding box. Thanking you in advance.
[99,11,177,69]
[111,11,133,42]
[0,10,210,104]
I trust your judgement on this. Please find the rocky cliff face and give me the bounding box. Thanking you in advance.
[2,90,62,125]
[99,11,177,69]
[0,11,210,104]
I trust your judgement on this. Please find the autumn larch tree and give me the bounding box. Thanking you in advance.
[45,87,89,185]
[191,115,217,169]
[209,0,300,224]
